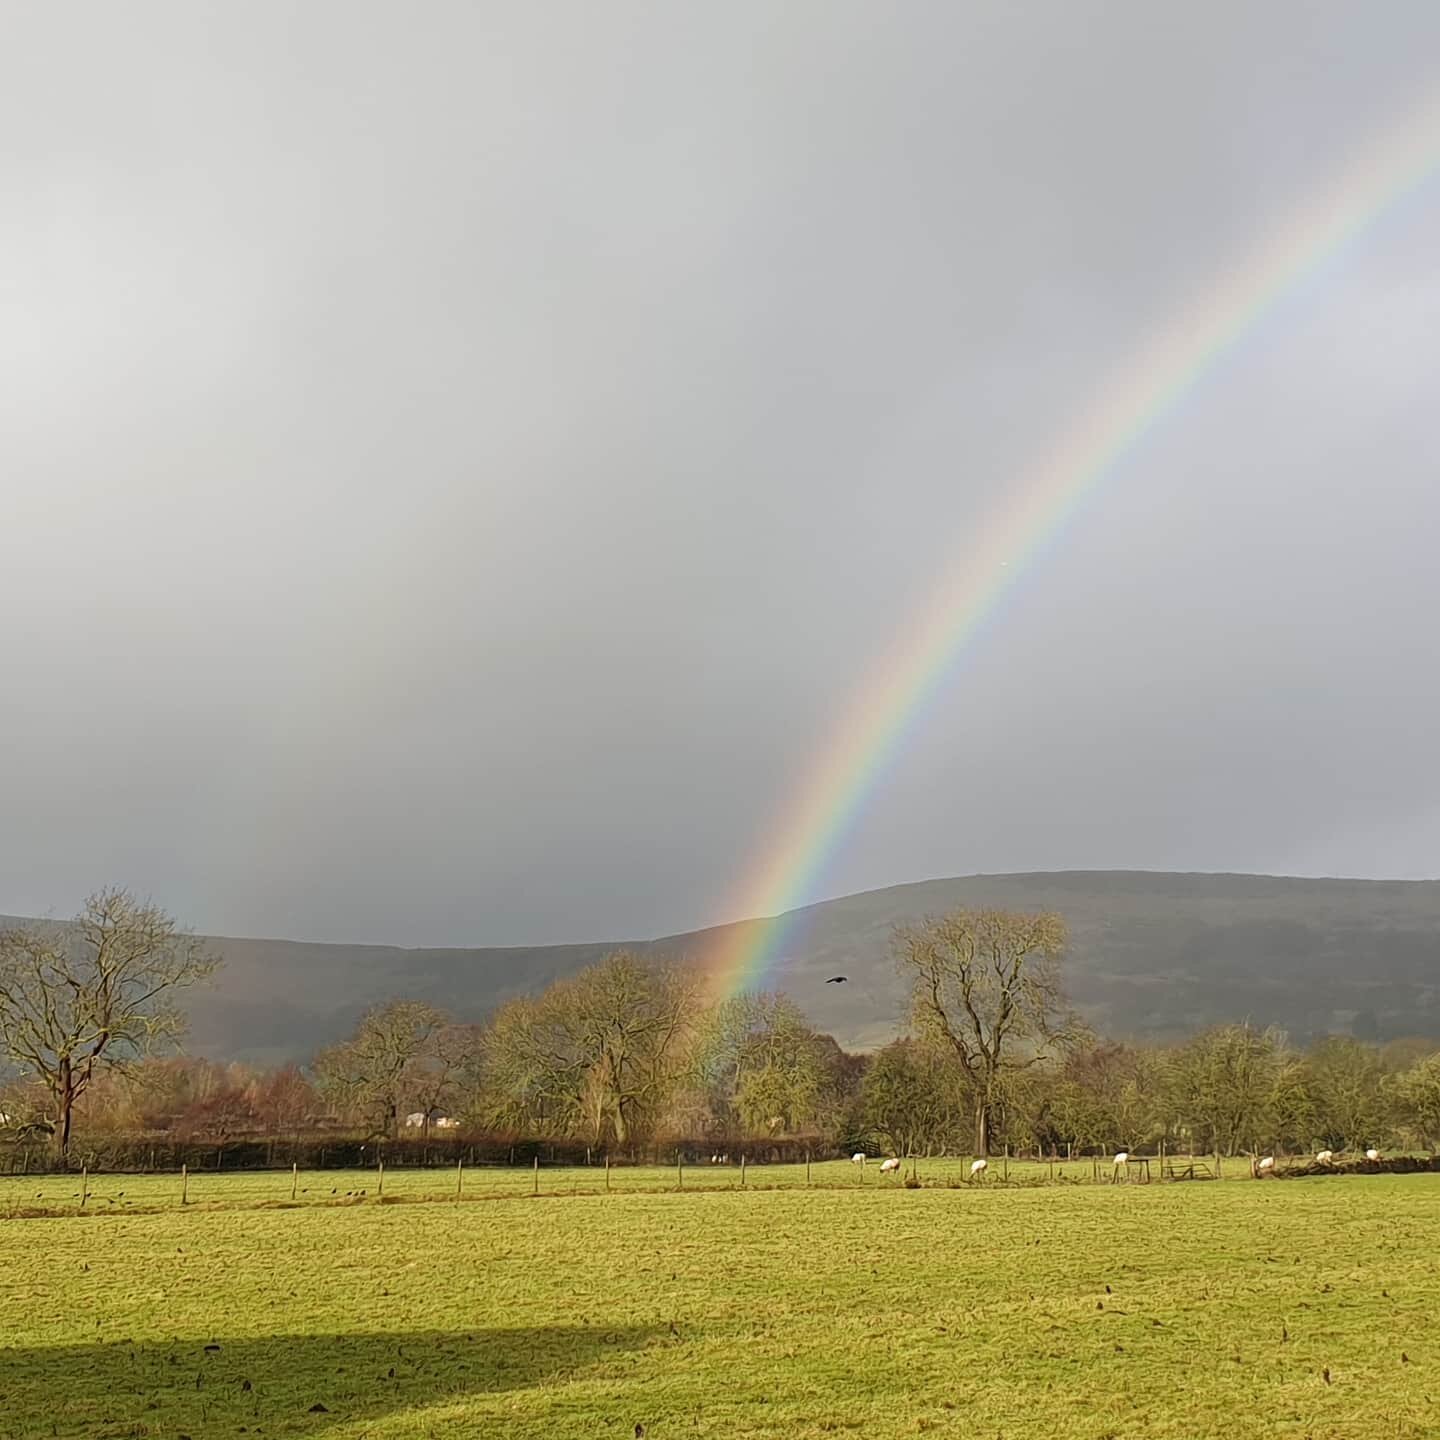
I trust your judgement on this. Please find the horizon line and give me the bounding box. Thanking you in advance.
[6,864,1437,954]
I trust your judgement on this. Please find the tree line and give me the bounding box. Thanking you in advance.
[3,890,1440,1164]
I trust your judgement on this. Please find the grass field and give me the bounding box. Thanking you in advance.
[1,1172,1435,1438]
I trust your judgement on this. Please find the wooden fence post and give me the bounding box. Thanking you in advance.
[456,1159,463,1201]
[605,1153,611,1192]
[806,1151,811,1186]
[377,1159,384,1197]
[1003,1145,1009,1183]
[740,1154,746,1189]
[677,1155,683,1191]
[181,1163,188,1206]
[533,1154,539,1195]
[79,1164,87,1209]
[291,1162,298,1200]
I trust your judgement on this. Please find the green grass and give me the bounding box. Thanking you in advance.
[1,1173,1436,1438]
[0,1155,1237,1217]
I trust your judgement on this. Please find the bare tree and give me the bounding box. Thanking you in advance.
[860,1035,973,1157]
[697,993,830,1139]
[894,908,1075,1156]
[313,1001,472,1138]
[1302,1036,1388,1152]
[1391,1052,1440,1151]
[0,889,219,1159]
[480,953,701,1147]
[249,1064,319,1140]
[1163,1022,1289,1156]
[410,1022,480,1133]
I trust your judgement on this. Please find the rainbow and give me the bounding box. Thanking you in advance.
[703,89,1440,1000]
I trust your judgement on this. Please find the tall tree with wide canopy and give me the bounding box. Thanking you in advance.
[894,907,1075,1156]
[0,889,218,1159]
[313,1000,470,1138]
[698,992,831,1138]
[480,952,701,1147]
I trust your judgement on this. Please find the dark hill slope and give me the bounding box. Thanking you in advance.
[6,872,1439,1061]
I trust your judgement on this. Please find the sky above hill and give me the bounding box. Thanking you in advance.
[4,2,1440,947]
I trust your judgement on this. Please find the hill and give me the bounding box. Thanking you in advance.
[6,871,1440,1061]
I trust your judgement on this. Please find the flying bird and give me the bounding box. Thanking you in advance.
[825,975,848,984]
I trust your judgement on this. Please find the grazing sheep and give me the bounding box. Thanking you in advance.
[879,1157,902,1175]
[1316,1150,1334,1165]
[1113,1151,1130,1167]
[851,1152,866,1167]
[403,1112,427,1129]
[1365,1148,1381,1162]
[433,1116,459,1130]
[1256,1155,1275,1176]
[970,1158,988,1179]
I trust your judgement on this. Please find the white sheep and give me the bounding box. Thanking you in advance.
[433,1116,459,1129]
[1113,1151,1130,1167]
[1365,1148,1381,1162]
[851,1152,866,1167]
[879,1157,902,1175]
[1256,1155,1275,1175]
[403,1112,427,1129]
[970,1158,988,1179]
[1315,1149,1334,1165]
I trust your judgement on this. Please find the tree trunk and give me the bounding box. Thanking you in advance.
[974,1093,991,1158]
[58,1058,75,1165]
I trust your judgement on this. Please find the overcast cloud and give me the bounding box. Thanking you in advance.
[4,2,1439,946]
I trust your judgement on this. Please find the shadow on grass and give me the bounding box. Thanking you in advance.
[1,1324,658,1435]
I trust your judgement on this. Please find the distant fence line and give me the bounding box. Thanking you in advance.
[0,1133,842,1176]
[4,1134,1438,1179]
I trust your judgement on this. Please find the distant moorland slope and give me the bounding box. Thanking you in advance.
[6,871,1439,1061]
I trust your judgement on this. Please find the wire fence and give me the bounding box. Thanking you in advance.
[0,1133,827,1175]
[5,1149,1436,1218]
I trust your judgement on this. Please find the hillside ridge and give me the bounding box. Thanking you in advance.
[5,869,1439,1059]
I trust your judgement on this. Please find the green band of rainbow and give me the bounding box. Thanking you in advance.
[704,90,1440,999]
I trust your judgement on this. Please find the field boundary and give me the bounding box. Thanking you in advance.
[6,1152,1439,1221]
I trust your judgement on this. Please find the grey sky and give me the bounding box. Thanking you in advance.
[4,2,1439,946]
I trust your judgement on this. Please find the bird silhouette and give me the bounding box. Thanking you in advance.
[825,976,848,984]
